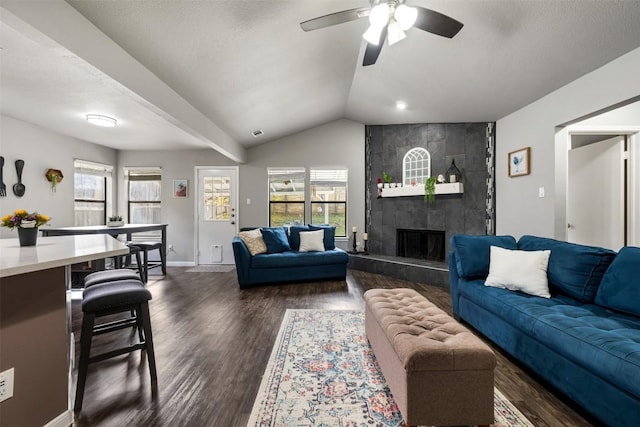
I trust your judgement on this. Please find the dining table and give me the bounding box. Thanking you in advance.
[41,223,168,274]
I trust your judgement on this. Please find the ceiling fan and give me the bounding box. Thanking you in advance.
[300,0,463,66]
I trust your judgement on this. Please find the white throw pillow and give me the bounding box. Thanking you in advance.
[299,230,325,252]
[238,228,267,256]
[485,245,551,298]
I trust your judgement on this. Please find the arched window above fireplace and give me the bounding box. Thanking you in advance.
[402,148,431,186]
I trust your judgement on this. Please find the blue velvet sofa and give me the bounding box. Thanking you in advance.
[232,226,349,288]
[449,234,640,426]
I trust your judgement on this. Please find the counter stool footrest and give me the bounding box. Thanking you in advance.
[89,343,147,364]
[93,317,139,335]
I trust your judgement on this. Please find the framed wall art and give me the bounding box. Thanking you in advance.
[173,179,188,198]
[508,147,530,177]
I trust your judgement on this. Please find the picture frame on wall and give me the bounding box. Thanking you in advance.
[508,147,530,177]
[173,179,188,198]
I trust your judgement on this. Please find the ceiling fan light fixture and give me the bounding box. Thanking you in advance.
[86,114,117,127]
[394,4,418,30]
[363,24,384,45]
[387,20,406,45]
[368,3,390,27]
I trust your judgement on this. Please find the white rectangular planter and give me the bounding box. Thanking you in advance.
[380,183,464,198]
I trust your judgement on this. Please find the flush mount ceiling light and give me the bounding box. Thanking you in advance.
[86,114,117,127]
[396,101,407,110]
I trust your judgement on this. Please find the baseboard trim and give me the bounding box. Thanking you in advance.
[167,261,196,267]
[44,410,73,427]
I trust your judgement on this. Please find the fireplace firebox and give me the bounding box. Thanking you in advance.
[396,229,445,261]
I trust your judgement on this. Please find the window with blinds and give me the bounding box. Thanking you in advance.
[310,168,347,236]
[126,167,162,228]
[268,168,305,226]
[74,159,113,226]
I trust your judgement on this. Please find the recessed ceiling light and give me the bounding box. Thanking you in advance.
[86,114,117,127]
[251,130,264,137]
[396,101,407,110]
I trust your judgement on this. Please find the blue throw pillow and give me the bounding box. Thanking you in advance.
[595,246,640,317]
[261,227,291,253]
[518,235,616,302]
[289,225,310,251]
[308,224,336,250]
[450,234,517,279]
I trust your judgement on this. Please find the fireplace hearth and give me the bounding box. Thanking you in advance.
[396,229,445,262]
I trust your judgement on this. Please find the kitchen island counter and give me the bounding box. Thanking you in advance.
[0,234,128,427]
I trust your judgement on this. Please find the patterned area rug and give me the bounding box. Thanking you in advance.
[185,265,235,273]
[248,309,534,427]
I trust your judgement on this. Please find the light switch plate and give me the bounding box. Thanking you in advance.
[0,368,15,402]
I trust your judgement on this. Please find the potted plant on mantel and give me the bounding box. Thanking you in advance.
[383,172,392,188]
[107,215,124,227]
[424,177,437,203]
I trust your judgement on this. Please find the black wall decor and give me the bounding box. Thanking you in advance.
[365,123,495,262]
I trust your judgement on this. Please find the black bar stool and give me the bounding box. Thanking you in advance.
[83,269,143,338]
[112,243,144,279]
[74,279,157,411]
[129,241,165,282]
[83,269,141,288]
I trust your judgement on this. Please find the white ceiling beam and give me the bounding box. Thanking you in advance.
[0,0,246,162]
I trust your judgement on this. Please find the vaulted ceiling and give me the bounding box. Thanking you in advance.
[2,1,640,162]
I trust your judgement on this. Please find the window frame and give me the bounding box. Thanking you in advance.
[73,159,113,226]
[125,167,162,237]
[268,168,306,227]
[309,168,348,237]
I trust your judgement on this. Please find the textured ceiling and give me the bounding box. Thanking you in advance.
[2,0,640,159]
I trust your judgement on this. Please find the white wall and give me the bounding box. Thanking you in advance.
[495,47,640,239]
[116,118,365,261]
[116,149,236,264]
[0,115,117,239]
[572,101,640,127]
[242,119,365,250]
[0,116,363,262]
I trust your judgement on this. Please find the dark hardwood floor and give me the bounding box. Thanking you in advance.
[71,268,595,427]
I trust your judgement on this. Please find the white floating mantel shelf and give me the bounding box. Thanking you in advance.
[380,182,464,198]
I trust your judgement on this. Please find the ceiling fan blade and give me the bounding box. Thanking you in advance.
[413,6,463,38]
[362,26,387,66]
[300,7,370,32]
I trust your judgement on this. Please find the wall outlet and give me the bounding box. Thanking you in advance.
[0,367,15,402]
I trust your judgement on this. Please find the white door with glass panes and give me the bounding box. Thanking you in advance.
[197,167,238,264]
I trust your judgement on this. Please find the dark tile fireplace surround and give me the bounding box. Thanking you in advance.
[348,123,496,288]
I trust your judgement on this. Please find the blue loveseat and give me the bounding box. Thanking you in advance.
[232,225,349,288]
[449,234,640,426]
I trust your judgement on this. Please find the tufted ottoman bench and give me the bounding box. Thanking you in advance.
[364,288,496,427]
